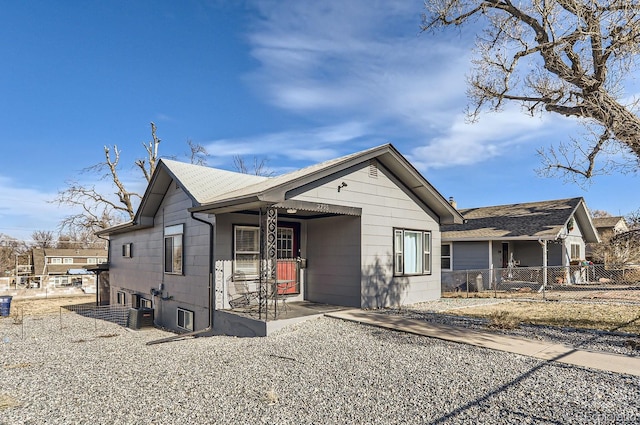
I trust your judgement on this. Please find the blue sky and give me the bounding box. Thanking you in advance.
[0,0,638,241]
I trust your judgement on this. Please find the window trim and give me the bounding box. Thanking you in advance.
[116,291,126,306]
[122,243,132,258]
[570,243,581,260]
[393,228,432,276]
[140,298,152,309]
[164,224,184,275]
[233,225,261,278]
[177,307,194,331]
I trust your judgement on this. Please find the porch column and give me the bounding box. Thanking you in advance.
[259,207,278,319]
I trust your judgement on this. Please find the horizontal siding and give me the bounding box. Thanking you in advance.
[452,242,489,270]
[108,183,213,332]
[292,161,441,308]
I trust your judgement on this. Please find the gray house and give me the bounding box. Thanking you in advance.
[98,144,463,336]
[440,198,599,289]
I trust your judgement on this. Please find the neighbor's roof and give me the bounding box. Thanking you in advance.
[592,216,628,231]
[441,197,599,242]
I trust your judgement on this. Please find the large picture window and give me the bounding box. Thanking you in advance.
[234,226,260,278]
[394,228,431,275]
[164,224,183,274]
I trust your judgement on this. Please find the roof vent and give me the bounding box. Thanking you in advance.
[369,161,378,178]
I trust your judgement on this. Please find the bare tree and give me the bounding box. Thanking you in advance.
[53,122,161,235]
[31,230,55,249]
[187,139,209,166]
[233,155,274,176]
[422,0,640,182]
[590,209,612,218]
[0,234,27,277]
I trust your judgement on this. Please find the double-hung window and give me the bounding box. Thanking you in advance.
[164,224,184,274]
[394,228,431,275]
[570,243,581,260]
[234,226,260,278]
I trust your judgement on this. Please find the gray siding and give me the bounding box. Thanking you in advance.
[452,242,489,270]
[108,183,212,332]
[291,161,442,308]
[305,216,361,307]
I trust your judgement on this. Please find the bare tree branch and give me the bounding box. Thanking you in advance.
[422,0,640,181]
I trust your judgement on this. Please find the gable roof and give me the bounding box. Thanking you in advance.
[98,144,463,236]
[189,144,463,224]
[441,197,599,242]
[592,216,628,233]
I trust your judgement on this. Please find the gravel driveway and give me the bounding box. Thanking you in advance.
[1,307,638,424]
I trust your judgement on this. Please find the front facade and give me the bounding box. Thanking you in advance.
[99,144,462,335]
[440,198,599,289]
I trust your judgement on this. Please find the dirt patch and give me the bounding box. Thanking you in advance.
[449,301,640,334]
[6,295,96,316]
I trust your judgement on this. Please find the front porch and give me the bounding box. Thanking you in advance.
[214,301,348,337]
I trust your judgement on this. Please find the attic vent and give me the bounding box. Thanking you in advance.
[368,161,378,178]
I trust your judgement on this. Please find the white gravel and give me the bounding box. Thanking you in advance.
[1,306,639,424]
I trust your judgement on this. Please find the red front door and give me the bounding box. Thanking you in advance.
[276,223,300,295]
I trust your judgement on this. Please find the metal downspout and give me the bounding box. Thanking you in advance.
[146,212,215,345]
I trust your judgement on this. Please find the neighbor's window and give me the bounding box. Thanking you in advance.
[164,224,184,274]
[177,308,194,331]
[441,243,452,270]
[394,229,432,275]
[234,225,260,278]
[570,243,581,260]
[51,258,62,264]
[116,291,126,305]
[87,258,97,264]
[122,243,132,258]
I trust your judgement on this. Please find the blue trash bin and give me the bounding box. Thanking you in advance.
[0,296,12,316]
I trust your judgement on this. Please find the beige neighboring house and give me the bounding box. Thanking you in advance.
[586,216,629,262]
[28,248,108,289]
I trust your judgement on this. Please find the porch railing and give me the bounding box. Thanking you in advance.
[214,259,301,320]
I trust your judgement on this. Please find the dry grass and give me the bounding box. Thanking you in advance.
[0,394,20,410]
[451,301,640,334]
[7,295,95,316]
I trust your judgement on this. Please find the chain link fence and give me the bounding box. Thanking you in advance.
[442,264,640,303]
[60,302,131,331]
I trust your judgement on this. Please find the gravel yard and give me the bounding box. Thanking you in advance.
[1,306,639,424]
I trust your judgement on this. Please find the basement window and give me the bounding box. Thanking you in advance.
[177,308,194,331]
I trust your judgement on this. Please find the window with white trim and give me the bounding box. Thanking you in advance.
[164,224,183,274]
[122,243,132,258]
[63,258,73,264]
[87,258,97,264]
[394,229,432,275]
[441,243,452,270]
[177,308,194,331]
[570,243,581,260]
[234,226,260,278]
[140,298,152,309]
[51,258,62,264]
[116,291,126,305]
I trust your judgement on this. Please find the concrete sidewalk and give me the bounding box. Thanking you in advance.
[325,309,640,377]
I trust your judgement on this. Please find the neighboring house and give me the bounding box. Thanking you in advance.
[440,198,599,288]
[586,216,629,262]
[97,144,463,336]
[27,248,108,289]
